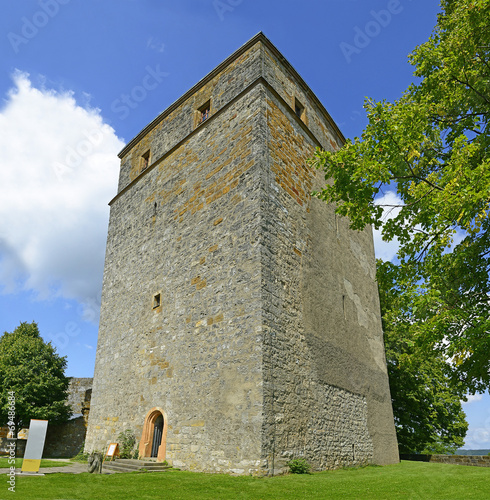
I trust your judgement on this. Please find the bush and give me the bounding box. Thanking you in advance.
[118,429,136,459]
[71,449,89,463]
[287,457,311,474]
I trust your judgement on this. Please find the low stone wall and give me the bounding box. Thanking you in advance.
[0,435,26,457]
[43,377,92,457]
[401,454,490,467]
[43,416,87,458]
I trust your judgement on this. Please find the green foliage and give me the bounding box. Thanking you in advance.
[117,429,137,459]
[71,448,90,462]
[287,457,311,474]
[0,322,71,427]
[311,0,490,393]
[379,261,468,454]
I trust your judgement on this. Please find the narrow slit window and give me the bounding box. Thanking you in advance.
[294,97,305,120]
[152,292,161,309]
[141,150,151,171]
[198,100,211,124]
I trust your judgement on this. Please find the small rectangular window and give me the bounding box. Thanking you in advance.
[294,97,305,120]
[141,150,151,171]
[152,292,161,309]
[198,100,211,124]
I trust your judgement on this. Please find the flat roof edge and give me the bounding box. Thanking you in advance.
[118,32,345,159]
[118,32,265,158]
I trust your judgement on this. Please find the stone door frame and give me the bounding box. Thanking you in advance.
[138,407,167,461]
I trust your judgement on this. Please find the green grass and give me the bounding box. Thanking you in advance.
[0,458,72,468]
[8,461,490,500]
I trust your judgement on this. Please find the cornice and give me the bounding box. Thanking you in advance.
[118,32,345,159]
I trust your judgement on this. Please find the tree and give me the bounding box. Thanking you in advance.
[378,261,468,454]
[311,0,490,392]
[0,322,71,427]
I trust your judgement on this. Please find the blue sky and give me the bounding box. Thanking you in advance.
[0,0,487,449]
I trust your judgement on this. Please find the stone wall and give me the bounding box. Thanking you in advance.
[116,42,263,194]
[66,377,92,416]
[43,417,88,458]
[261,41,398,469]
[0,427,26,457]
[85,33,398,474]
[259,89,375,472]
[42,377,92,457]
[86,82,266,474]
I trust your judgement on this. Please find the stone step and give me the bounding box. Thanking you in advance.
[138,465,171,471]
[104,462,141,471]
[114,459,159,467]
[103,459,170,473]
[103,463,135,473]
[115,458,170,467]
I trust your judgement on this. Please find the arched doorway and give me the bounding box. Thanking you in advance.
[151,415,163,457]
[138,407,167,461]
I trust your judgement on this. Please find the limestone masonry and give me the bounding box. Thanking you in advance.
[85,33,399,474]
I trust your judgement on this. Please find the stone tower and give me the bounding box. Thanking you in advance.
[85,33,399,474]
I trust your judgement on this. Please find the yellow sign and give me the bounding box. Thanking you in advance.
[20,458,41,472]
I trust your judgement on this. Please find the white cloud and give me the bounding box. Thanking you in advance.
[463,426,490,449]
[0,71,124,308]
[372,190,469,264]
[462,394,484,405]
[372,190,402,262]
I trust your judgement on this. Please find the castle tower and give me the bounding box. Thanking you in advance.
[85,33,399,474]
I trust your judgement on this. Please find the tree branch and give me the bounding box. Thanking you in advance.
[450,74,490,106]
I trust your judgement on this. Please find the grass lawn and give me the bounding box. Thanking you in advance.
[0,458,72,468]
[7,461,490,500]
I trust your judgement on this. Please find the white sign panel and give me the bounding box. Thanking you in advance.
[21,419,48,473]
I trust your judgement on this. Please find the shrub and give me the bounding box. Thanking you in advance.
[287,457,311,474]
[71,449,89,463]
[118,429,136,459]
